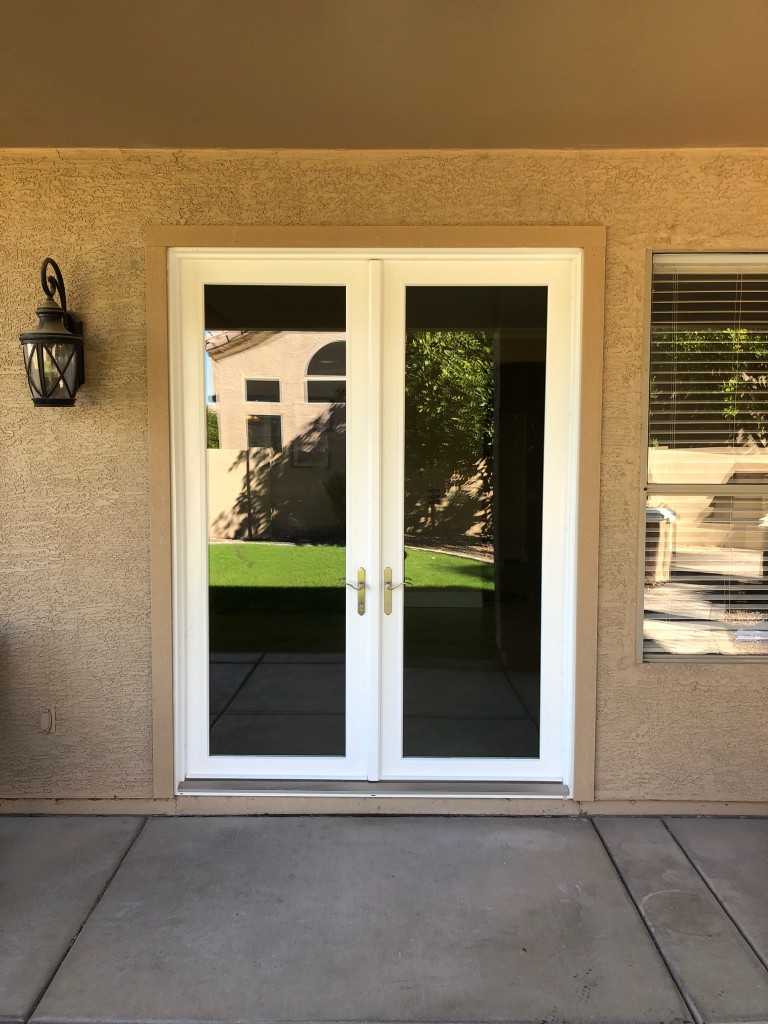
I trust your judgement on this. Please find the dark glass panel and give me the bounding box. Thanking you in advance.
[307,341,346,376]
[246,379,281,402]
[205,285,345,331]
[307,380,346,404]
[246,415,282,451]
[402,286,547,759]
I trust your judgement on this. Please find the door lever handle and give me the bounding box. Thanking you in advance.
[383,566,411,615]
[342,567,366,615]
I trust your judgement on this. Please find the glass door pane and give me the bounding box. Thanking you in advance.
[400,286,547,759]
[204,284,348,757]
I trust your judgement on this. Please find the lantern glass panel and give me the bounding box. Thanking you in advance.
[59,346,79,396]
[24,343,42,396]
[42,343,76,398]
[41,346,59,395]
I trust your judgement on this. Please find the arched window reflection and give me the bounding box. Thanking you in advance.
[307,341,346,403]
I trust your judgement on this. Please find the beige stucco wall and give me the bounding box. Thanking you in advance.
[1,148,767,803]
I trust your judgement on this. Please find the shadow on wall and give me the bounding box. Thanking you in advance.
[404,464,490,551]
[209,404,346,544]
[208,415,492,549]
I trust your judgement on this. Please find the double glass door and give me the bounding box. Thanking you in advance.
[172,252,578,784]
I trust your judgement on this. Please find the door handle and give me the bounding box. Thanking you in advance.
[343,567,366,615]
[383,566,412,615]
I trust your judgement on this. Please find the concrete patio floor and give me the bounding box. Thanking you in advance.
[2,815,767,1024]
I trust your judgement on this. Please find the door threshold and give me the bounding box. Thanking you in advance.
[178,779,570,798]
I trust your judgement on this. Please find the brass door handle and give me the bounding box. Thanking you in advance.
[383,566,412,615]
[342,567,366,615]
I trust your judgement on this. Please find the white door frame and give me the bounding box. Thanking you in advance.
[168,247,583,791]
[379,257,580,782]
[169,254,378,781]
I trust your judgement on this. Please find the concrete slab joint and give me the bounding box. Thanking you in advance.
[3,813,768,1024]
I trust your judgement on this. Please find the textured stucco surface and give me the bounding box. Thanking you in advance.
[1,148,767,801]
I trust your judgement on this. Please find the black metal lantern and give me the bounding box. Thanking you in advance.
[20,258,85,406]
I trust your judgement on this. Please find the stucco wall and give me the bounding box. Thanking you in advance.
[1,148,767,802]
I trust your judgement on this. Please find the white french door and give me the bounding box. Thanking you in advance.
[170,249,582,788]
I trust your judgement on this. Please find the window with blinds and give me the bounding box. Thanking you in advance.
[643,254,768,660]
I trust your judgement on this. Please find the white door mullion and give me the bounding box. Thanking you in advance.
[342,259,377,777]
[365,260,384,781]
[380,266,408,775]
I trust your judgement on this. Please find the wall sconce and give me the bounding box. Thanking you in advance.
[19,258,85,406]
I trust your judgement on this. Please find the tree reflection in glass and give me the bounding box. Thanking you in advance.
[402,287,547,759]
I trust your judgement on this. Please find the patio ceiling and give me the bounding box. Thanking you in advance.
[2,0,768,150]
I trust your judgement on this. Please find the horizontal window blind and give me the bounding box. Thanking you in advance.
[643,254,768,660]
